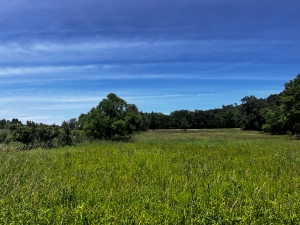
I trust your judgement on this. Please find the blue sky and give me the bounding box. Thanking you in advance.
[0,0,299,124]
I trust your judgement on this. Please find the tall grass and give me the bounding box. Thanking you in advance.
[0,129,299,224]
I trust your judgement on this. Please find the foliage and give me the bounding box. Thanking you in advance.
[221,104,241,128]
[261,94,284,134]
[139,112,151,131]
[180,117,189,131]
[280,74,300,134]
[0,119,10,129]
[261,107,284,134]
[59,121,72,146]
[142,105,241,131]
[261,74,300,135]
[0,118,22,129]
[0,129,8,143]
[169,110,192,129]
[36,123,60,148]
[79,93,142,140]
[9,122,36,149]
[68,118,77,130]
[240,96,266,130]
[71,129,89,145]
[140,73,300,133]
[7,121,73,149]
[149,111,158,131]
[11,118,22,124]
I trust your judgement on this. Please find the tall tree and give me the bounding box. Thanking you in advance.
[80,93,142,140]
[9,121,36,149]
[59,121,72,146]
[261,94,285,134]
[169,110,192,129]
[150,111,158,131]
[240,96,266,130]
[280,74,300,134]
[68,118,77,130]
[11,118,22,125]
[0,119,12,129]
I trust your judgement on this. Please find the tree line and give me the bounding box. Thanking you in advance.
[139,74,300,135]
[1,74,300,148]
[0,120,78,149]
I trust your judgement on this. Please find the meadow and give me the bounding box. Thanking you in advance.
[1,129,300,224]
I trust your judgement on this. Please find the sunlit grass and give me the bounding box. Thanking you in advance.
[133,128,282,144]
[0,129,299,224]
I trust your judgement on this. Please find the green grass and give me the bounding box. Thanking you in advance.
[1,129,300,224]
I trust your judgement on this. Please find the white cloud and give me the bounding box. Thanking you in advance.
[0,38,291,56]
[0,63,290,82]
[0,95,104,104]
[0,65,96,76]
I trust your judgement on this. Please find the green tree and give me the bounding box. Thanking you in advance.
[36,124,60,148]
[77,113,88,130]
[81,93,142,140]
[9,121,36,149]
[0,130,8,143]
[221,104,241,128]
[150,111,158,131]
[68,118,77,130]
[139,112,151,131]
[261,94,285,134]
[0,119,9,129]
[180,117,189,131]
[280,74,300,134]
[59,121,72,146]
[240,96,266,130]
[169,110,192,129]
[11,118,22,125]
[261,107,284,134]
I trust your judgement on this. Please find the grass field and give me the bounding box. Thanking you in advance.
[1,129,300,224]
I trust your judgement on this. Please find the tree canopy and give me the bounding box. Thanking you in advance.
[280,74,300,133]
[78,93,142,140]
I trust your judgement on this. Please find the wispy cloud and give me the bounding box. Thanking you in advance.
[0,65,96,76]
[0,61,294,82]
[0,96,100,104]
[0,37,298,68]
[0,39,295,54]
[0,0,299,124]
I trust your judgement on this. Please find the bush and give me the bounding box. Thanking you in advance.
[0,130,8,143]
[7,121,73,150]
